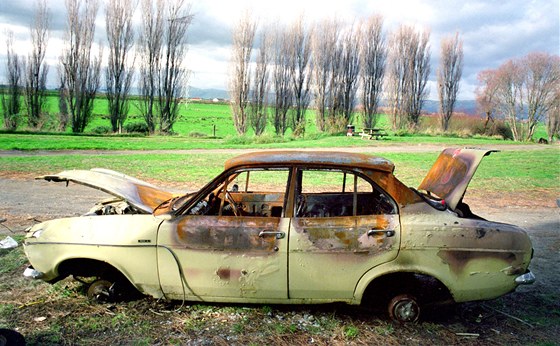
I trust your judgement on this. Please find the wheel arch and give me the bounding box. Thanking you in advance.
[55,257,135,287]
[354,266,454,308]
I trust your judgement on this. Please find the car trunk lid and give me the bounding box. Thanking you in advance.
[418,148,497,211]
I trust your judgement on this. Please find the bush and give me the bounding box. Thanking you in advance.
[124,122,149,134]
[493,122,513,140]
[90,125,112,134]
[472,120,513,140]
[188,131,207,138]
[224,133,292,145]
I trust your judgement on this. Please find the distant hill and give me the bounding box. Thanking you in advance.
[189,87,229,100]
[422,100,477,114]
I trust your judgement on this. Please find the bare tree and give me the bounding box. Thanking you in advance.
[311,19,339,132]
[249,27,271,136]
[521,52,560,141]
[158,0,192,134]
[327,29,344,131]
[287,16,312,137]
[407,28,430,127]
[386,25,431,130]
[385,26,408,130]
[105,0,135,133]
[25,0,50,129]
[437,32,463,131]
[488,53,560,141]
[138,0,164,134]
[2,32,24,130]
[229,11,256,135]
[57,71,70,131]
[271,24,291,136]
[546,87,559,142]
[494,60,524,140]
[475,69,499,131]
[359,14,386,129]
[337,24,360,130]
[59,0,102,133]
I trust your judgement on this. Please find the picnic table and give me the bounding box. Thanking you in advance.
[359,128,388,140]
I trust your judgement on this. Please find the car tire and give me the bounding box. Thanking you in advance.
[87,279,114,303]
[388,294,420,323]
[0,329,25,346]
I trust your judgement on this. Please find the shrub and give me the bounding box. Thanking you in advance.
[90,125,112,134]
[493,122,513,140]
[124,122,149,134]
[188,131,207,138]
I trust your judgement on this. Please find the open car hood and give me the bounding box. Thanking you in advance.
[38,168,174,214]
[418,148,497,211]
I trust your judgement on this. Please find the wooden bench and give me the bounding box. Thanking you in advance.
[359,128,388,140]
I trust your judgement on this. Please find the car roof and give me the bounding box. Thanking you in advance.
[224,151,395,173]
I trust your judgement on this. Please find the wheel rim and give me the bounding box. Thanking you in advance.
[389,294,420,323]
[87,279,113,302]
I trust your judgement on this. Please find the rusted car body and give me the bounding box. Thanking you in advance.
[23,148,534,322]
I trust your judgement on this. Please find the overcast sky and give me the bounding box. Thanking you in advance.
[0,0,558,100]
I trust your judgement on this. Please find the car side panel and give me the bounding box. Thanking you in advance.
[24,215,164,297]
[353,203,533,304]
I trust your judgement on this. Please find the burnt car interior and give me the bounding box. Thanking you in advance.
[294,169,397,217]
[187,168,290,217]
[184,167,397,219]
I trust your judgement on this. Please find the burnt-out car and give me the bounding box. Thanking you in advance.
[23,148,534,322]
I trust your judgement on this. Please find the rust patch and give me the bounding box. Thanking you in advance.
[224,151,395,173]
[293,215,397,252]
[418,148,496,210]
[174,216,279,253]
[369,171,421,205]
[216,267,242,281]
[137,184,174,210]
[375,215,390,229]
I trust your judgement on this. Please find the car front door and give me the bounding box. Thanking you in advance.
[156,168,290,302]
[288,168,400,300]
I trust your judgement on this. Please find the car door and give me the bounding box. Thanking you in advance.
[288,168,400,300]
[156,168,290,302]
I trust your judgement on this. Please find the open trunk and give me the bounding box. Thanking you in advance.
[418,148,497,212]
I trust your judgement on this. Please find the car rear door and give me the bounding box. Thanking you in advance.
[288,168,400,299]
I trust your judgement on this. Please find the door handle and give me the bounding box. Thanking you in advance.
[367,229,396,237]
[259,230,285,239]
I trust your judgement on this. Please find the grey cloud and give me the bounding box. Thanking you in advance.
[189,10,232,46]
[0,0,558,98]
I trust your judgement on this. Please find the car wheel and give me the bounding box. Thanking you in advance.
[0,329,25,346]
[388,294,420,323]
[87,279,114,303]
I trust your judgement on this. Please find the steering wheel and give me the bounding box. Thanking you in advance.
[224,190,240,216]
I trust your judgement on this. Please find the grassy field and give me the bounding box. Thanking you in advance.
[1,95,552,149]
[1,149,558,196]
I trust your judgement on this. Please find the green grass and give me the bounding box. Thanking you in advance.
[2,96,553,151]
[0,235,26,274]
[0,129,538,151]
[1,150,557,194]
